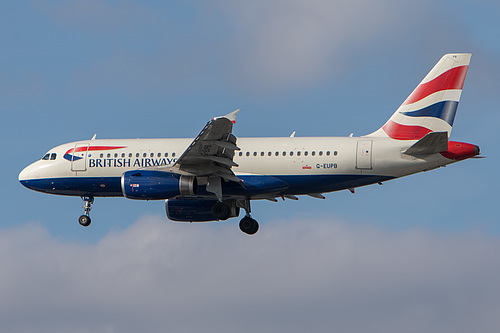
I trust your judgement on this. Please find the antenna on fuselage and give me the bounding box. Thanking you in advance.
[91,134,97,140]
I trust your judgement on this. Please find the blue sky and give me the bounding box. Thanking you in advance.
[2,1,500,332]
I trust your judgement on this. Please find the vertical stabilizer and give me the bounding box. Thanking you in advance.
[368,53,471,140]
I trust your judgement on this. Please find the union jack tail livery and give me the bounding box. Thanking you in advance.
[370,53,471,140]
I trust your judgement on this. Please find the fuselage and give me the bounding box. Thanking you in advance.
[18,136,466,199]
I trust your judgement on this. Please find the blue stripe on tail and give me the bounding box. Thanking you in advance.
[401,101,458,126]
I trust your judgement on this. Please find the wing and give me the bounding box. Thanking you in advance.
[170,110,242,183]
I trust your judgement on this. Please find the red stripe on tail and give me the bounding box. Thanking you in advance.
[382,120,432,140]
[403,66,468,105]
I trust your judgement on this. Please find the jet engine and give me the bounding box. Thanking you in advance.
[121,170,196,200]
[165,199,240,222]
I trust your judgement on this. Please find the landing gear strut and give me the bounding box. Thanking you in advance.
[237,199,259,235]
[78,196,94,227]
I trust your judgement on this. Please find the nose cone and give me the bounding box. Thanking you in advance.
[19,162,40,190]
[19,165,30,182]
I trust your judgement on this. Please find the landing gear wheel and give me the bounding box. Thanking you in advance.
[79,196,94,227]
[211,202,231,220]
[239,216,259,235]
[78,215,91,227]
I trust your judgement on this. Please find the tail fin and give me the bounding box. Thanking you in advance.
[368,53,471,140]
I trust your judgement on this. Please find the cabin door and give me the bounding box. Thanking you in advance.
[356,140,372,169]
[71,144,89,172]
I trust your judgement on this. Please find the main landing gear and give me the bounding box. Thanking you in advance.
[237,199,259,235]
[78,196,94,227]
[211,201,232,220]
[239,216,259,235]
[211,199,259,235]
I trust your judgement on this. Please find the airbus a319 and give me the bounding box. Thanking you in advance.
[19,53,480,235]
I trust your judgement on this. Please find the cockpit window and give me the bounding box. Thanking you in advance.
[42,153,50,160]
[50,153,57,160]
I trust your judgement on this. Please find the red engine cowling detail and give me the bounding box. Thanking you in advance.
[440,141,480,160]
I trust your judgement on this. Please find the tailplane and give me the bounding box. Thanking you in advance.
[368,53,471,140]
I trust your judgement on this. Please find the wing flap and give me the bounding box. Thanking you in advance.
[170,111,241,183]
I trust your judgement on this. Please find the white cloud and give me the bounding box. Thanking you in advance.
[218,0,426,91]
[1,216,500,332]
[27,0,433,97]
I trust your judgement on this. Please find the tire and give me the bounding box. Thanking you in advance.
[239,217,259,235]
[78,215,91,227]
[211,202,231,220]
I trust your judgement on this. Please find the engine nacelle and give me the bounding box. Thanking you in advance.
[166,199,240,222]
[121,170,196,200]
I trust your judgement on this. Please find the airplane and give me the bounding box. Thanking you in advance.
[19,53,480,235]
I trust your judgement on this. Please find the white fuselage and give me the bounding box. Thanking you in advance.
[19,136,454,199]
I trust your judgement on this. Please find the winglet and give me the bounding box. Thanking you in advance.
[223,109,240,124]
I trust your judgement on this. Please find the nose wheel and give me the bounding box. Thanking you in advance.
[78,214,91,227]
[79,196,94,227]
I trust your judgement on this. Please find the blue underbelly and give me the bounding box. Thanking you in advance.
[20,174,394,198]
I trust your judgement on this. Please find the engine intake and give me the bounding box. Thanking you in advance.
[121,170,196,200]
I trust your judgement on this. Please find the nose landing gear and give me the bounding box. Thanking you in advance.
[78,196,94,227]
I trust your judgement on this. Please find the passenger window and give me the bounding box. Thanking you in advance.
[326,151,330,156]
[304,151,308,156]
[157,153,161,157]
[239,152,243,157]
[50,153,57,160]
[334,151,338,156]
[282,151,286,156]
[114,153,118,158]
[312,151,316,156]
[165,152,168,157]
[143,153,147,157]
[297,151,301,156]
[107,153,111,158]
[253,152,257,157]
[150,153,154,157]
[268,152,272,156]
[129,153,132,158]
[172,153,176,157]
[100,153,104,158]
[246,152,250,157]
[260,152,264,156]
[275,152,279,156]
[136,153,140,158]
[319,151,323,156]
[290,151,294,156]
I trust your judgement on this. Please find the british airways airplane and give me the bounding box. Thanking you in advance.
[19,54,480,235]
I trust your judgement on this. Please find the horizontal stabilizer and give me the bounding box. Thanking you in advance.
[403,131,448,156]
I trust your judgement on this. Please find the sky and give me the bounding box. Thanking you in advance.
[1,0,500,332]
